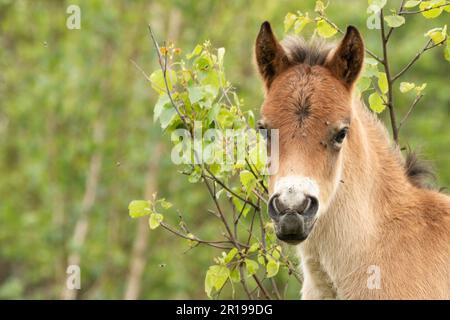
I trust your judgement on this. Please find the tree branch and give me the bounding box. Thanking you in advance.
[392,38,446,82]
[398,94,424,131]
[399,2,450,15]
[380,9,399,144]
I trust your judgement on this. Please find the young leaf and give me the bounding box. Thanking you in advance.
[368,92,386,113]
[229,268,241,283]
[159,105,178,129]
[316,19,337,38]
[415,83,427,93]
[186,44,202,59]
[357,77,371,93]
[425,26,447,45]
[153,94,171,123]
[149,213,163,229]
[239,170,257,191]
[384,15,405,28]
[314,0,327,14]
[159,199,173,209]
[224,248,238,264]
[248,242,260,253]
[284,12,297,33]
[419,1,444,19]
[404,0,421,8]
[377,72,388,94]
[149,69,177,94]
[266,259,280,278]
[294,15,312,34]
[128,200,151,218]
[400,82,415,93]
[245,259,259,276]
[205,265,229,298]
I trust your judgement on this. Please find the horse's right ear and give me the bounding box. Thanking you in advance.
[325,26,364,88]
[255,21,290,89]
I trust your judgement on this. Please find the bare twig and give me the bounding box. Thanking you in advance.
[160,222,234,249]
[392,38,446,82]
[398,94,424,131]
[380,9,399,143]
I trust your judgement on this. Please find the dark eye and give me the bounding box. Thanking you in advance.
[334,127,348,144]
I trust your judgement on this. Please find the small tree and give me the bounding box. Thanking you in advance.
[130,0,449,299]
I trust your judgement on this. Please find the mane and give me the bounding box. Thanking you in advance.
[281,35,335,66]
[403,148,436,190]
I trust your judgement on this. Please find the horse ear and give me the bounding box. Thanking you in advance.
[325,26,364,88]
[255,21,290,88]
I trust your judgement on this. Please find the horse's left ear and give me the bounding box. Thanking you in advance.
[255,21,290,89]
[325,26,364,88]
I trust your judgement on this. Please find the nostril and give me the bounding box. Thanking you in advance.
[300,196,318,216]
[268,194,283,219]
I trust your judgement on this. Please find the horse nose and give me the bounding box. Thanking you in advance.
[268,193,318,219]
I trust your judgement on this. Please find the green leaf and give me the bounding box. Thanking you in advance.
[415,83,427,93]
[187,86,204,104]
[357,77,371,93]
[425,26,447,45]
[294,15,312,34]
[245,259,259,276]
[399,82,415,93]
[159,105,177,129]
[239,170,257,191]
[188,167,202,183]
[377,72,388,94]
[247,110,256,129]
[229,269,241,283]
[159,199,173,209]
[224,248,238,263]
[149,213,163,230]
[248,242,259,253]
[149,69,177,94]
[128,200,151,218]
[384,15,405,28]
[419,1,444,18]
[362,63,379,78]
[284,12,297,33]
[266,259,280,278]
[186,44,202,59]
[314,0,327,13]
[232,197,251,217]
[404,0,421,8]
[153,94,171,123]
[205,265,230,298]
[316,19,337,38]
[217,107,234,128]
[368,92,386,113]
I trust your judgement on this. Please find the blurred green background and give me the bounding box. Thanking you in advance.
[0,0,448,299]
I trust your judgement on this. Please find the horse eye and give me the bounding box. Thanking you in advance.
[334,127,348,144]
